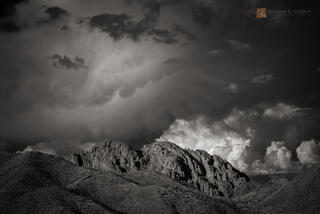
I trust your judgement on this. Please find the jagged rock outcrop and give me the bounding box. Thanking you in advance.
[68,140,252,197]
[69,141,143,172]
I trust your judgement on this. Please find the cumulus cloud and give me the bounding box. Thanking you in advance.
[158,104,318,173]
[158,109,255,171]
[226,39,252,51]
[251,141,294,174]
[223,83,240,93]
[251,74,274,84]
[251,139,320,174]
[263,103,301,120]
[296,139,320,165]
[264,141,293,170]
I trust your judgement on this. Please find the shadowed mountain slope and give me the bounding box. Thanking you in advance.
[0,151,239,214]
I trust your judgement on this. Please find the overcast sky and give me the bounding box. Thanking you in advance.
[0,0,319,173]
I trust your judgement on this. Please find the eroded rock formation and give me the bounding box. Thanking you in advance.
[68,140,252,197]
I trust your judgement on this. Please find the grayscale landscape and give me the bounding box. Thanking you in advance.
[0,0,319,213]
[1,140,320,213]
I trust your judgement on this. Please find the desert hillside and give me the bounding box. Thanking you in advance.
[0,150,239,214]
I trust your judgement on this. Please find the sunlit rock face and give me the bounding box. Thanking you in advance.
[68,140,252,197]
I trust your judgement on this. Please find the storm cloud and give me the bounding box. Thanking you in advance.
[0,0,319,170]
[0,0,28,32]
[45,6,69,20]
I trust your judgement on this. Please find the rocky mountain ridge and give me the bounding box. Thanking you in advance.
[68,140,252,198]
[0,151,239,214]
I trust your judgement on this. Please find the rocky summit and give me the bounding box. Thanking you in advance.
[68,140,252,198]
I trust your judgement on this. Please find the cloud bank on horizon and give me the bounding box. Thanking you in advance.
[158,103,320,173]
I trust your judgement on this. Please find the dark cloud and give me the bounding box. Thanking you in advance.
[0,0,319,163]
[45,6,69,20]
[87,4,178,43]
[0,0,28,32]
[0,0,28,18]
[0,19,20,32]
[89,13,130,40]
[126,3,160,40]
[118,87,136,98]
[50,55,88,70]
[191,1,213,27]
[173,24,197,41]
[36,6,70,25]
[149,29,177,44]
[61,25,68,30]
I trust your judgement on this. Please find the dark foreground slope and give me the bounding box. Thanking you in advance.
[235,164,320,214]
[0,151,239,214]
[259,164,320,214]
[68,140,251,198]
